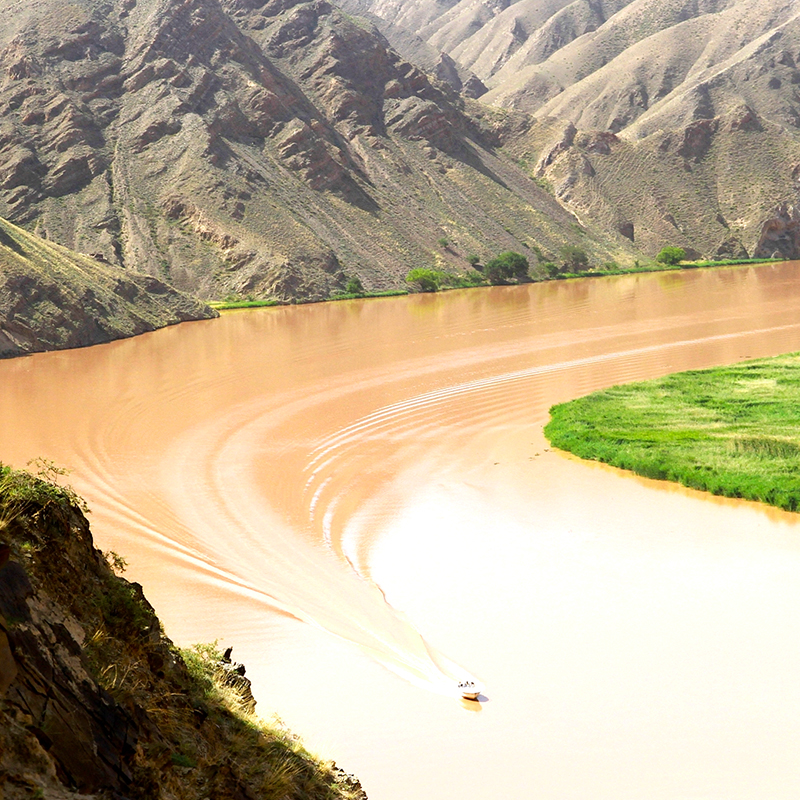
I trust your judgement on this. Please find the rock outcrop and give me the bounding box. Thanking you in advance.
[754,203,800,260]
[0,464,366,799]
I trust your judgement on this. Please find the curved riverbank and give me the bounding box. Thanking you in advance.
[545,352,800,512]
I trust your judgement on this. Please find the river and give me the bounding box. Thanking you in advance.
[4,263,800,799]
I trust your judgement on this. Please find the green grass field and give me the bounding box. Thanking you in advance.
[544,353,800,512]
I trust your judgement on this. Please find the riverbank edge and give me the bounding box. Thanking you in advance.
[0,463,367,799]
[544,353,800,513]
[209,257,786,310]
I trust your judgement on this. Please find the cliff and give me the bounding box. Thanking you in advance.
[0,461,365,800]
[0,215,217,358]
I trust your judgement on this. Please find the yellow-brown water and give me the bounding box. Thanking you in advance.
[5,264,800,798]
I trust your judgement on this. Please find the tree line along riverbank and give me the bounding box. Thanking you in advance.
[545,353,800,513]
[209,255,786,310]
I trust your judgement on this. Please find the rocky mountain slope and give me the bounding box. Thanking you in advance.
[4,0,800,305]
[340,0,800,261]
[0,0,636,304]
[0,215,216,358]
[0,462,365,799]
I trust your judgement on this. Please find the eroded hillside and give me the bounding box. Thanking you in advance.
[341,0,800,261]
[0,0,632,303]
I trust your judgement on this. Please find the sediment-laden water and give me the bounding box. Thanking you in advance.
[5,263,800,799]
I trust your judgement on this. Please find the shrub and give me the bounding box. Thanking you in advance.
[344,276,364,295]
[467,254,480,266]
[559,244,589,271]
[655,246,686,265]
[405,268,441,292]
[542,262,560,278]
[484,251,529,284]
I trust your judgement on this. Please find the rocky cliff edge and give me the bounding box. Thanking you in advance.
[0,215,217,358]
[0,461,365,800]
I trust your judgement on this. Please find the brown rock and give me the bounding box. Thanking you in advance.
[754,202,800,259]
[676,118,719,162]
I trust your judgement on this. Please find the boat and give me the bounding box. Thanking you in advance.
[458,680,481,700]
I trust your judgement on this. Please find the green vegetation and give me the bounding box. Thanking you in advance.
[484,251,529,284]
[344,276,365,296]
[655,246,686,265]
[541,261,560,278]
[209,298,280,310]
[329,289,407,301]
[545,353,800,512]
[0,458,88,522]
[559,244,589,272]
[406,267,442,292]
[405,267,484,292]
[682,257,783,268]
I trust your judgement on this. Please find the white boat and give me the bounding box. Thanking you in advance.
[458,680,481,700]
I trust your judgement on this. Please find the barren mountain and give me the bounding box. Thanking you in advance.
[345,0,800,262]
[0,0,632,304]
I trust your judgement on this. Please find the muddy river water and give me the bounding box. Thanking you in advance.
[5,263,800,798]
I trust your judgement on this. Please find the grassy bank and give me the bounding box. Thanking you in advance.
[559,256,783,280]
[544,353,800,512]
[209,289,407,310]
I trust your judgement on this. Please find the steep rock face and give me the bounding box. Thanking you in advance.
[0,467,365,799]
[0,215,216,358]
[0,0,630,302]
[755,202,800,259]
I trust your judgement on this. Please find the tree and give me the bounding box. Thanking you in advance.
[484,251,529,284]
[345,276,364,295]
[542,262,560,278]
[405,268,441,292]
[559,245,589,272]
[655,246,686,266]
